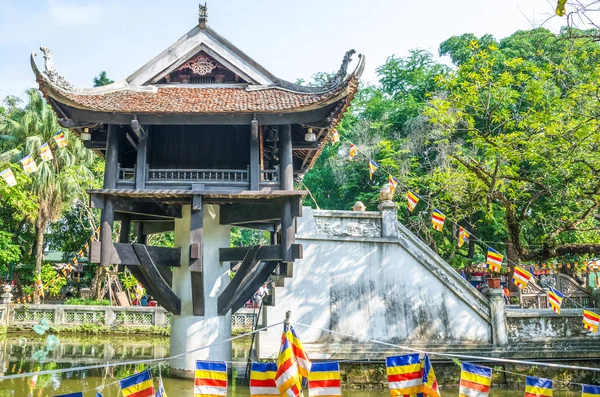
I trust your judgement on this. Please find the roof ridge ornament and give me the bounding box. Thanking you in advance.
[324,49,356,90]
[199,2,208,29]
[39,46,73,91]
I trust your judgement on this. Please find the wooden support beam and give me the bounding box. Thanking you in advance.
[220,203,280,225]
[219,244,302,262]
[189,197,205,316]
[237,222,277,232]
[281,198,294,263]
[249,119,260,190]
[135,125,148,189]
[132,244,180,315]
[217,245,261,315]
[141,221,175,235]
[279,124,293,191]
[90,242,180,267]
[228,260,281,314]
[125,265,160,303]
[291,141,320,149]
[100,124,120,267]
[83,141,106,150]
[92,196,182,219]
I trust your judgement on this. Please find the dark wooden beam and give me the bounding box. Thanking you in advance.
[249,120,259,190]
[228,260,281,314]
[238,222,277,232]
[280,125,293,191]
[217,246,261,315]
[135,125,148,189]
[291,141,320,150]
[281,199,294,263]
[219,244,302,262]
[90,242,180,267]
[125,265,160,303]
[91,196,181,219]
[83,141,106,150]
[132,244,180,315]
[141,221,175,235]
[100,124,120,267]
[220,203,281,225]
[190,198,205,316]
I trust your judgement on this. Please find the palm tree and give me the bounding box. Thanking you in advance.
[0,89,96,302]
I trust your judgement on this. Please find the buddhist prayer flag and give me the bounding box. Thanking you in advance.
[308,362,342,397]
[40,143,54,161]
[388,175,399,194]
[368,159,379,180]
[20,155,37,174]
[118,369,154,397]
[431,209,446,232]
[349,144,358,158]
[547,287,564,314]
[459,362,492,397]
[194,361,227,396]
[407,191,420,212]
[583,310,600,332]
[250,362,279,396]
[156,377,167,397]
[275,324,310,397]
[582,385,600,397]
[458,227,470,248]
[386,354,422,397]
[97,393,104,397]
[54,131,67,148]
[54,393,83,397]
[422,354,440,397]
[525,376,552,397]
[331,131,340,144]
[486,248,503,272]
[36,275,44,298]
[512,266,533,289]
[0,168,17,187]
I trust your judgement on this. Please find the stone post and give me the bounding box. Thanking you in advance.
[378,200,400,239]
[486,288,508,346]
[1,285,12,327]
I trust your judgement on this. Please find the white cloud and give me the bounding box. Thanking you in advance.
[47,0,108,27]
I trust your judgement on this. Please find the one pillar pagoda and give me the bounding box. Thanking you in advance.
[31,4,363,376]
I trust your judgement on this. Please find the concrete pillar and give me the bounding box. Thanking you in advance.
[170,205,232,378]
[486,288,508,346]
[378,200,400,238]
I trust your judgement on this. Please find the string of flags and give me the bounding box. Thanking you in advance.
[329,130,600,331]
[15,226,99,305]
[49,321,600,397]
[0,130,67,187]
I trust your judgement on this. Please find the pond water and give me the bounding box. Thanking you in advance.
[0,333,580,397]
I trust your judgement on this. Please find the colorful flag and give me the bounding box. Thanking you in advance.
[486,248,503,272]
[36,275,44,299]
[97,393,104,397]
[368,159,379,180]
[54,393,83,397]
[525,376,552,397]
[331,131,340,144]
[582,384,600,397]
[40,143,54,161]
[422,354,440,397]
[118,369,154,397]
[459,362,492,397]
[458,227,470,248]
[275,324,310,397]
[388,175,399,194]
[20,155,37,174]
[386,354,422,397]
[0,168,17,187]
[583,310,600,332]
[195,361,227,396]
[512,266,533,289]
[308,362,341,397]
[156,376,167,397]
[407,191,420,212]
[250,362,279,396]
[547,287,564,314]
[431,209,446,232]
[349,144,358,158]
[54,131,67,148]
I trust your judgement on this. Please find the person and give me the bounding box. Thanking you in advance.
[503,287,510,304]
[148,296,157,307]
[140,295,148,306]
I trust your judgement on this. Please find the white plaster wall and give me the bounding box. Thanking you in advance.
[170,205,232,374]
[258,208,492,359]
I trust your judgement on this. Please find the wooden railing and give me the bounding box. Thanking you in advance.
[147,168,248,182]
[261,169,279,182]
[118,167,135,181]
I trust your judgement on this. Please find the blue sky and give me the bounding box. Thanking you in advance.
[0,0,563,100]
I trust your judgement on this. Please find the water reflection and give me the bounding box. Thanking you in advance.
[0,334,583,397]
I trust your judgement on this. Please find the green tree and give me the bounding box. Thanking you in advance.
[93,71,114,87]
[0,89,96,301]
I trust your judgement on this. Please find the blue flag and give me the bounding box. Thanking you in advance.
[461,270,466,279]
[54,393,83,397]
[97,392,103,397]
[156,376,167,397]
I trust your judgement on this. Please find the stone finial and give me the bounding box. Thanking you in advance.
[379,184,394,202]
[199,2,208,28]
[353,201,366,212]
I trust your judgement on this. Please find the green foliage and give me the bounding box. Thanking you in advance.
[64,298,111,306]
[40,263,65,297]
[92,71,114,87]
[230,227,269,247]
